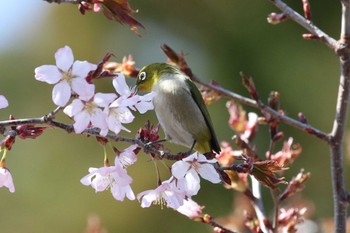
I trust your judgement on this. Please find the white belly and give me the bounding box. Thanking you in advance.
[152,74,208,149]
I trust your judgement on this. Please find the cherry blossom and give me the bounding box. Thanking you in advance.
[34,46,96,107]
[171,152,221,196]
[63,92,116,134]
[116,144,138,167]
[0,167,15,193]
[80,158,135,201]
[133,92,156,114]
[104,97,135,135]
[137,179,186,209]
[240,112,258,142]
[103,75,155,135]
[103,55,137,77]
[226,100,258,142]
[112,74,155,114]
[92,2,102,12]
[175,198,203,219]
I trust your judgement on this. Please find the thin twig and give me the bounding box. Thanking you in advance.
[191,74,330,142]
[160,44,330,143]
[269,0,338,50]
[269,0,350,232]
[0,115,192,160]
[202,214,238,233]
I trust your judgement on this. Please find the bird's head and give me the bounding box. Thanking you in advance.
[135,63,179,93]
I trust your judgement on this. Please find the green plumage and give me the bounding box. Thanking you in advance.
[136,63,221,154]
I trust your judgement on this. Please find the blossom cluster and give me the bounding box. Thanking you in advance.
[34,46,155,135]
[81,150,218,219]
[0,96,12,192]
[32,46,221,219]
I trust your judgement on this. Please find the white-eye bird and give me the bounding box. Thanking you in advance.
[135,63,220,155]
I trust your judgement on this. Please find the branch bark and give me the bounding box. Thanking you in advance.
[191,74,330,142]
[269,0,338,50]
[161,44,330,143]
[0,114,196,161]
[328,1,350,232]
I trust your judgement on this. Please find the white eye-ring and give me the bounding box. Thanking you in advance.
[139,71,147,81]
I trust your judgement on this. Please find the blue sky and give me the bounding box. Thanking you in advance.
[0,1,48,51]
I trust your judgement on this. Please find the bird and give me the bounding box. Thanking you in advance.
[134,63,220,156]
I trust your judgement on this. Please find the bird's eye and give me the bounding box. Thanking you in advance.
[139,71,147,81]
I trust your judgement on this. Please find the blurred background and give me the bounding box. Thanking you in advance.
[0,0,346,232]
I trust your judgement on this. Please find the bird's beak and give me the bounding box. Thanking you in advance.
[132,83,140,95]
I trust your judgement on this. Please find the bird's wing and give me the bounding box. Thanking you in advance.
[185,78,221,154]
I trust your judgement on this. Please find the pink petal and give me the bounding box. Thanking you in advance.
[0,168,15,193]
[118,108,134,124]
[183,170,200,195]
[63,99,85,117]
[176,199,202,219]
[93,3,102,12]
[0,95,9,109]
[140,92,156,101]
[171,161,190,179]
[135,101,154,114]
[139,192,155,208]
[176,171,200,197]
[93,93,117,108]
[182,152,198,162]
[72,60,97,79]
[71,78,95,101]
[52,81,71,106]
[118,96,139,108]
[124,186,136,200]
[73,111,90,133]
[99,128,109,137]
[113,74,131,96]
[80,172,96,186]
[109,107,134,124]
[107,116,122,135]
[197,163,221,184]
[55,46,74,72]
[197,153,217,163]
[90,108,107,130]
[35,65,62,84]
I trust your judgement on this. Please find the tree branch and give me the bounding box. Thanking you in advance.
[0,114,195,161]
[327,2,350,232]
[269,0,338,50]
[267,1,350,232]
[202,214,238,233]
[191,74,330,142]
[161,44,330,143]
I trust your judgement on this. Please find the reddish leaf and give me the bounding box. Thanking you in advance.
[161,44,193,78]
[251,160,288,190]
[136,121,164,157]
[279,169,310,201]
[100,0,144,30]
[16,125,46,140]
[87,52,116,82]
[80,0,144,35]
